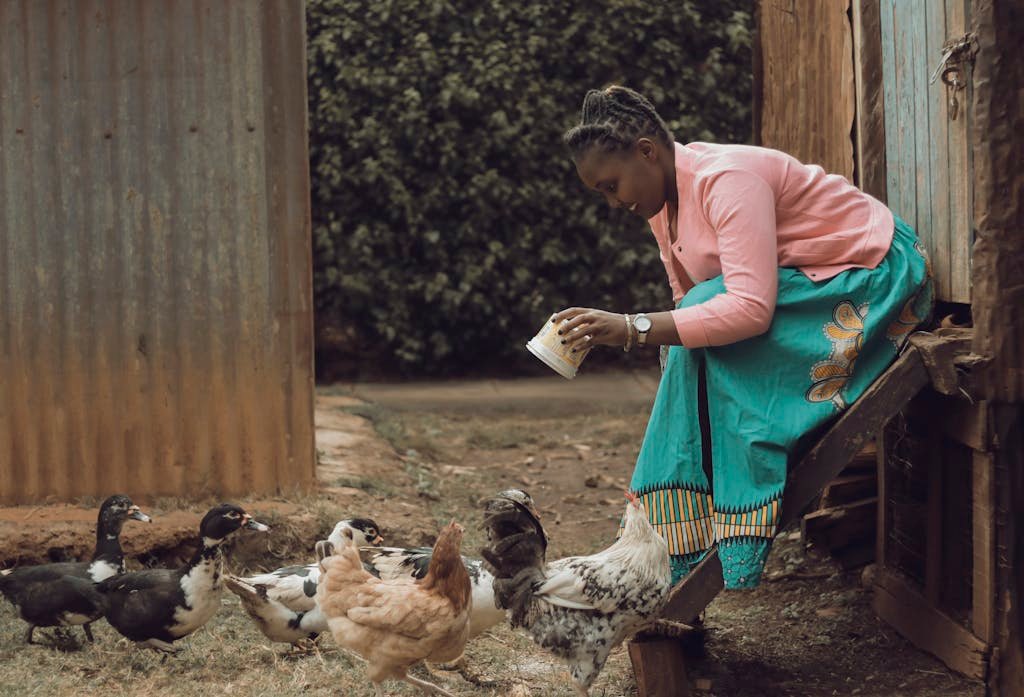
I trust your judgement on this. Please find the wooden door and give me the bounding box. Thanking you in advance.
[879,0,972,303]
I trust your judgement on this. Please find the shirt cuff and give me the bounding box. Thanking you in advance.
[670,306,711,348]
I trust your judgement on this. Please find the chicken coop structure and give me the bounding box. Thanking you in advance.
[0,1,316,503]
[629,1,1024,696]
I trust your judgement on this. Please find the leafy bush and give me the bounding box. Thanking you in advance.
[308,0,753,378]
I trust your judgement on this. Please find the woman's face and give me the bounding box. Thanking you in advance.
[574,138,669,220]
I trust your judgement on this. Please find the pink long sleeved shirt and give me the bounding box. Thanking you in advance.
[651,142,894,348]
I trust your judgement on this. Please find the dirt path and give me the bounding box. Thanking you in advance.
[0,370,985,696]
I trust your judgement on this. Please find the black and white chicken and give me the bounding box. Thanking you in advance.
[0,494,150,644]
[481,489,671,697]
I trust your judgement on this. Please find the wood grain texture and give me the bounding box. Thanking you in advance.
[873,568,989,680]
[757,0,855,179]
[969,0,1024,403]
[852,0,888,201]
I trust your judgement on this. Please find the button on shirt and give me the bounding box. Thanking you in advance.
[650,142,894,348]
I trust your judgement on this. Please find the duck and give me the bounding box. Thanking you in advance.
[224,540,504,648]
[96,503,268,653]
[0,494,150,644]
[223,518,382,646]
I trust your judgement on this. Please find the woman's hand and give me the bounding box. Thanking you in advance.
[551,307,628,352]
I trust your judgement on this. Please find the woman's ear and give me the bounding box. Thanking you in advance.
[637,138,656,161]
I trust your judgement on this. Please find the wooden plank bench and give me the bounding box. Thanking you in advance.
[629,330,976,697]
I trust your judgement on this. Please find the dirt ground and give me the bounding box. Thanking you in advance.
[0,370,985,696]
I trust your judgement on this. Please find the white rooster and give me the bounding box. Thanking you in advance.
[480,489,672,697]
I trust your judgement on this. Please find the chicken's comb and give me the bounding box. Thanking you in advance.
[624,490,641,505]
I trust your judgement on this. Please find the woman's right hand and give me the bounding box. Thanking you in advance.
[551,307,629,352]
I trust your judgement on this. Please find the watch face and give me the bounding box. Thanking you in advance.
[634,315,653,332]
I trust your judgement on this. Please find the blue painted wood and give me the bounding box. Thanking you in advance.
[913,0,938,292]
[878,0,970,301]
[893,0,918,233]
[927,0,952,299]
[946,0,972,302]
[880,0,900,217]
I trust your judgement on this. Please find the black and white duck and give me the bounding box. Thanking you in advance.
[97,503,268,653]
[0,494,151,644]
[225,537,504,648]
[225,518,383,617]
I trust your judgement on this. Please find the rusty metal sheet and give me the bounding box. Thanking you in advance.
[0,0,314,503]
[757,0,856,180]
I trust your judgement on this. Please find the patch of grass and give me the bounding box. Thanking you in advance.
[0,593,637,697]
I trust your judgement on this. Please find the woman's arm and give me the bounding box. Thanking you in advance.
[555,171,780,352]
[551,308,680,352]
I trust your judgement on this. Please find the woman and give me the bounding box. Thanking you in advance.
[554,86,932,588]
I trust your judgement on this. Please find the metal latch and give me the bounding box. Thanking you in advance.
[929,33,978,121]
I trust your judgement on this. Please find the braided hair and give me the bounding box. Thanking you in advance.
[563,85,673,160]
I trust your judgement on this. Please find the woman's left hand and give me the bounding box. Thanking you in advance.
[551,307,628,352]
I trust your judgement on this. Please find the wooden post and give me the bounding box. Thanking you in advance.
[628,637,692,697]
[925,438,944,605]
[972,449,995,644]
[876,425,889,568]
[991,404,1024,697]
[851,0,887,201]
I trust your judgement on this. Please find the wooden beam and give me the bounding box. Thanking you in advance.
[661,550,724,623]
[991,403,1024,696]
[802,497,877,551]
[876,424,889,568]
[820,473,877,508]
[909,394,990,451]
[628,637,693,697]
[873,568,989,680]
[972,450,996,644]
[970,0,1024,402]
[780,346,930,528]
[851,0,887,201]
[907,329,975,397]
[925,438,944,605]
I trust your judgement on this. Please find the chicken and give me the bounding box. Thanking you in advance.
[225,544,503,650]
[316,521,472,697]
[480,489,671,697]
[365,546,505,639]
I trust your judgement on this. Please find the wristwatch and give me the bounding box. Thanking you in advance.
[634,313,653,347]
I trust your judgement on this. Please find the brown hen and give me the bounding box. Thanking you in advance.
[316,520,472,697]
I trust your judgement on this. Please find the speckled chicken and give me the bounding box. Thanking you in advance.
[316,521,472,697]
[481,489,671,697]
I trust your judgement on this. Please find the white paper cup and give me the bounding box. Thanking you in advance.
[526,315,592,379]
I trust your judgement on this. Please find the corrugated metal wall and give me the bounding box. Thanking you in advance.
[0,0,315,503]
[756,0,857,181]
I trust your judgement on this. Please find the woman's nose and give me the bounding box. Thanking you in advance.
[604,193,622,209]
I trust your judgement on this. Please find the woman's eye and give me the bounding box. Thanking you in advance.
[607,184,617,193]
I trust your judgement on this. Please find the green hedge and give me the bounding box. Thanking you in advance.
[308,0,753,378]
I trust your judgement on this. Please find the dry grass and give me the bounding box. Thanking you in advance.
[0,591,638,697]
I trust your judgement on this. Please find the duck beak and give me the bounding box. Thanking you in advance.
[129,506,152,523]
[371,535,384,546]
[243,515,269,532]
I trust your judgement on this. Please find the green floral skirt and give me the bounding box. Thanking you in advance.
[630,217,932,588]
